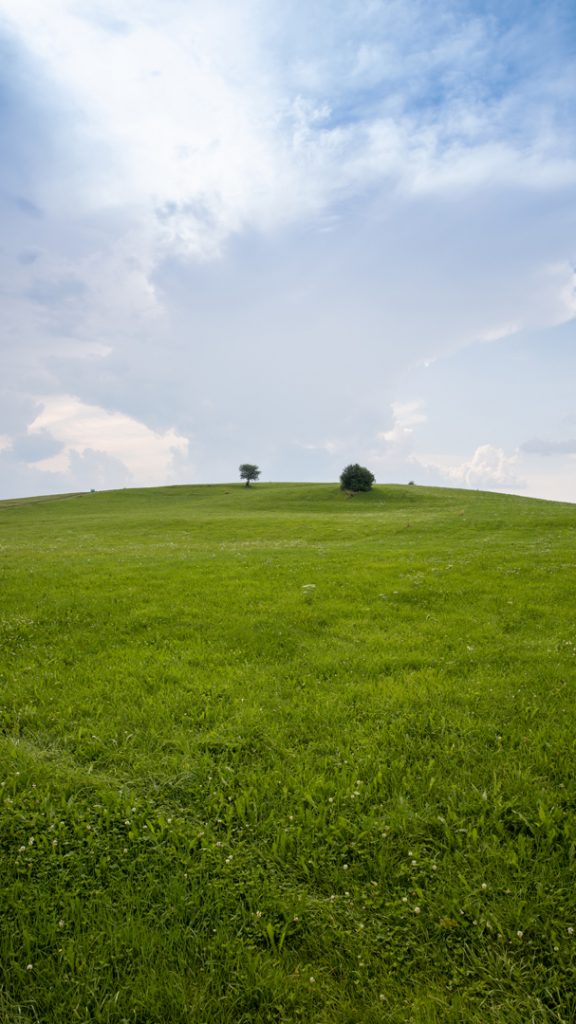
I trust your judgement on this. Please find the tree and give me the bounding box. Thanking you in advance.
[339,463,375,492]
[239,463,260,487]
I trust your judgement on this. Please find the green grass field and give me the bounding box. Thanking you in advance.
[1,482,575,1023]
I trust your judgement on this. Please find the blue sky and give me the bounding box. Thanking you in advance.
[1,0,575,500]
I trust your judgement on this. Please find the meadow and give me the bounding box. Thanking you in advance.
[0,482,575,1023]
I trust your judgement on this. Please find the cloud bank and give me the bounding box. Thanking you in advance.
[1,0,575,499]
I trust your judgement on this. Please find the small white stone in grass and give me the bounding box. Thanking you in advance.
[413,906,421,914]
[343,863,348,870]
[402,897,408,903]
[481,883,488,890]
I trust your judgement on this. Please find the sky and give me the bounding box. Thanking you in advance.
[1,0,575,502]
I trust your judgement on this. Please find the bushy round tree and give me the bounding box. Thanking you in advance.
[339,463,375,492]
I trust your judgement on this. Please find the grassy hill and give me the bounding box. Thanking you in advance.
[1,483,575,1023]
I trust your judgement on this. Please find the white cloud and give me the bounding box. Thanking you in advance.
[476,322,519,344]
[416,444,522,490]
[408,142,576,196]
[377,400,427,450]
[27,395,189,484]
[0,0,313,258]
[2,0,575,263]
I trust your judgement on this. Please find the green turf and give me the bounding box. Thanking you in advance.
[1,482,575,1023]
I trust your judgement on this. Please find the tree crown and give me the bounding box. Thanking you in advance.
[239,463,260,484]
[339,463,375,492]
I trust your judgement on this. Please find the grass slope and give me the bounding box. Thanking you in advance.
[1,483,575,1023]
